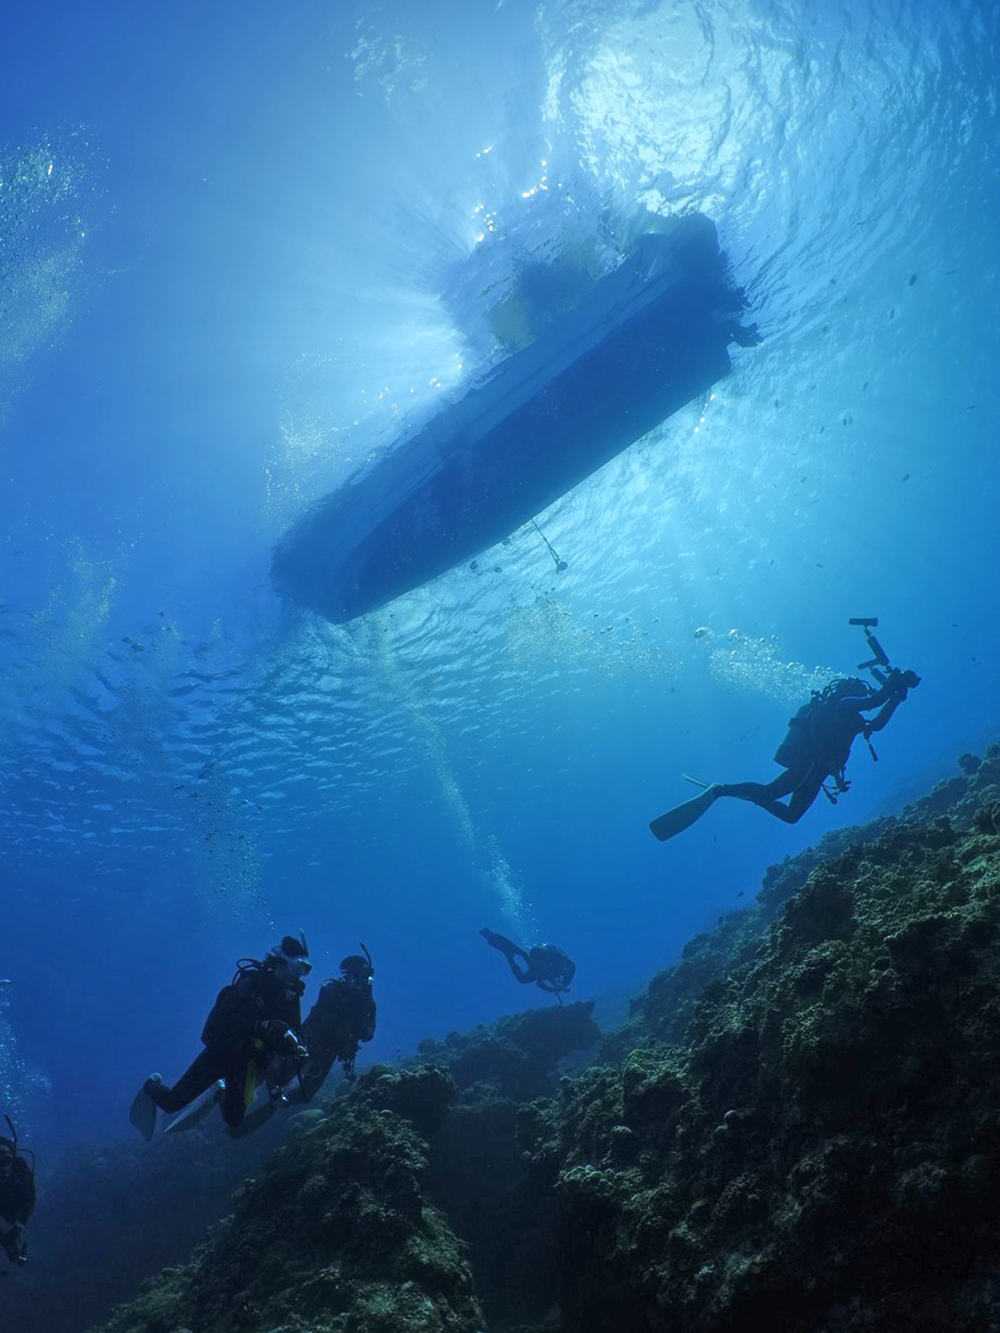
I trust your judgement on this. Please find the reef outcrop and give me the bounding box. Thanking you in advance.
[90,746,1000,1333]
[528,745,1000,1333]
[98,1067,485,1333]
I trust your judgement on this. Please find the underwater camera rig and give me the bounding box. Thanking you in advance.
[849,616,893,684]
[801,617,897,807]
[845,617,921,783]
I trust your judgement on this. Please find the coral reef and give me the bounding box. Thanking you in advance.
[523,745,1000,1332]
[418,1002,601,1325]
[98,1068,484,1333]
[81,744,1000,1333]
[414,1000,601,1101]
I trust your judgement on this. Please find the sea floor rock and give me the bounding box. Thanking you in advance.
[98,1072,485,1333]
[535,751,1000,1332]
[90,746,1000,1333]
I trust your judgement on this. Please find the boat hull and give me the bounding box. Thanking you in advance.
[272,214,748,623]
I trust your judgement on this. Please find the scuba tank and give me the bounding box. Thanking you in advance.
[773,677,873,769]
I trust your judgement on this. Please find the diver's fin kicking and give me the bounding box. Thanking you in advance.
[129,1077,161,1141]
[650,785,721,842]
[480,928,519,959]
[163,1081,225,1134]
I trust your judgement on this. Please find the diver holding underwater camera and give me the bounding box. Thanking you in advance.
[650,619,921,841]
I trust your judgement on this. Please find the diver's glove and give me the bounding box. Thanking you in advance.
[287,1033,309,1061]
[279,1027,309,1061]
[256,1021,308,1060]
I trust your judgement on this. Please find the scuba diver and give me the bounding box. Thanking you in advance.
[0,1116,35,1267]
[226,947,377,1139]
[128,933,311,1139]
[651,619,920,841]
[296,948,377,1095]
[481,928,576,1002]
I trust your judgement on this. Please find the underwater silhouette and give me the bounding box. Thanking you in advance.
[651,620,920,840]
[129,935,311,1139]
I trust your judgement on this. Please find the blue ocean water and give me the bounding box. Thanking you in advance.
[0,0,997,1167]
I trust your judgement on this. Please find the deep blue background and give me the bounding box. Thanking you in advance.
[1,0,997,1160]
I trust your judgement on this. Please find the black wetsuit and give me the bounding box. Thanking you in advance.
[482,930,576,997]
[716,673,913,824]
[291,977,377,1099]
[145,963,304,1129]
[0,1140,34,1265]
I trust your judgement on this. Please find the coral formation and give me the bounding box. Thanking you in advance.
[81,744,1000,1333]
[98,1069,484,1333]
[525,745,1000,1332]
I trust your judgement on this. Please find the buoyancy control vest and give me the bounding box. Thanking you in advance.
[774,677,872,773]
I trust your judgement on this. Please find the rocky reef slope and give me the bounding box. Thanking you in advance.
[92,746,1000,1333]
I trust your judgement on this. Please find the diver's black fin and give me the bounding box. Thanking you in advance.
[128,1084,159,1141]
[650,786,720,842]
[481,928,518,959]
